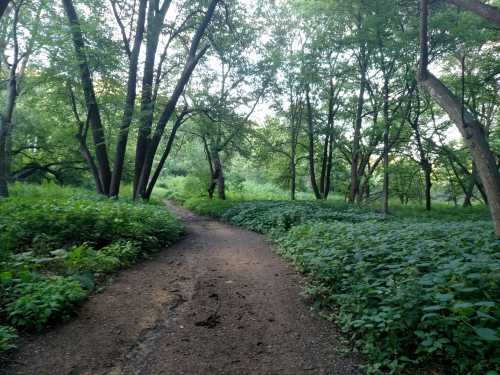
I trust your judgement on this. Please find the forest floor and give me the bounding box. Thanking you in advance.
[2,202,361,375]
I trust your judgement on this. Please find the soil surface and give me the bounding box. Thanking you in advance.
[3,203,362,375]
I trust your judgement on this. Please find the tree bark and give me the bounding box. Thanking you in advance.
[382,77,390,214]
[136,0,219,199]
[62,0,111,195]
[144,110,188,199]
[109,0,148,197]
[419,0,500,235]
[0,0,10,21]
[350,44,367,203]
[207,149,225,200]
[445,0,500,27]
[0,3,20,197]
[420,74,500,233]
[319,79,337,199]
[305,84,322,199]
[423,163,432,210]
[290,159,296,201]
[134,0,172,197]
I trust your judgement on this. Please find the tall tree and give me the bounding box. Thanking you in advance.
[418,0,500,235]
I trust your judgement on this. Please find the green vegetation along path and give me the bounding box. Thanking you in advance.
[4,203,361,375]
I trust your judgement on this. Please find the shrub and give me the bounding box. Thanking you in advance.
[179,197,498,373]
[276,220,500,374]
[5,276,87,331]
[0,196,183,255]
[222,200,384,233]
[0,325,17,351]
[0,184,183,349]
[183,197,239,218]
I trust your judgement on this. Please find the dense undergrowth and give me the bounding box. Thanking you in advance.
[183,197,500,374]
[0,184,182,352]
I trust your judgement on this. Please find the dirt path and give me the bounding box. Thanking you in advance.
[3,203,361,375]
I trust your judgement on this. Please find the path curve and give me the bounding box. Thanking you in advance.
[3,203,361,375]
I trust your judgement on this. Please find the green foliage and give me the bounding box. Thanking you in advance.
[183,197,239,218]
[0,184,183,255]
[0,184,183,350]
[5,276,87,331]
[0,325,18,351]
[222,200,383,233]
[162,175,210,203]
[277,220,500,373]
[180,197,499,373]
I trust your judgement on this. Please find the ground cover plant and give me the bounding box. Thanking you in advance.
[182,197,499,374]
[0,184,183,351]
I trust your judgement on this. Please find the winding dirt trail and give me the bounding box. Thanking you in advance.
[3,203,361,375]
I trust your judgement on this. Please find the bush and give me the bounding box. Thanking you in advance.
[0,184,183,350]
[5,276,87,331]
[183,197,240,218]
[222,200,384,233]
[276,221,500,374]
[0,325,17,351]
[179,197,499,373]
[0,196,183,255]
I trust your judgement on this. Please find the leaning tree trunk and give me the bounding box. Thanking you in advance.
[445,0,500,27]
[419,77,500,233]
[418,0,500,236]
[62,0,111,195]
[133,1,171,198]
[135,0,219,200]
[109,0,148,197]
[0,0,10,21]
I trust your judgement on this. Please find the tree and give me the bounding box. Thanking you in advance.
[418,0,500,235]
[0,0,45,197]
[61,0,221,199]
[0,0,11,21]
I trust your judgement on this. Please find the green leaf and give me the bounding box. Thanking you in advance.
[473,327,500,342]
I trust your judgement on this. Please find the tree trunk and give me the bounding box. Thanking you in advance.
[144,111,187,199]
[319,132,329,198]
[62,0,111,195]
[0,3,20,198]
[305,85,322,199]
[109,0,148,197]
[350,44,367,203]
[290,160,296,201]
[463,175,474,207]
[382,77,390,214]
[424,163,432,211]
[208,150,225,200]
[419,73,500,235]
[324,133,334,199]
[321,79,337,199]
[419,0,500,236]
[76,133,104,194]
[445,0,500,27]
[0,0,10,21]
[133,1,171,198]
[136,0,219,199]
